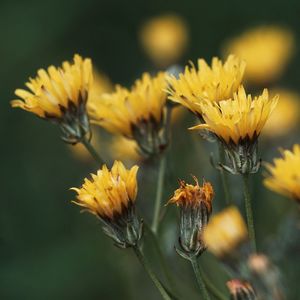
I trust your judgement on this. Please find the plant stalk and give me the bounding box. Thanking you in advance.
[81,136,104,165]
[133,246,172,300]
[218,143,231,205]
[151,155,167,233]
[190,256,210,300]
[242,173,257,252]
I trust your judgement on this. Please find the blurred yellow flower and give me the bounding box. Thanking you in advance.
[264,144,300,202]
[169,177,214,211]
[203,206,248,257]
[191,86,278,145]
[110,136,141,162]
[140,14,188,67]
[167,55,246,115]
[88,70,112,104]
[224,26,294,84]
[11,54,93,118]
[72,161,139,219]
[263,89,299,137]
[89,72,167,137]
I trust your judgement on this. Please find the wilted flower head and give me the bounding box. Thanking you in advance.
[191,86,278,174]
[169,176,213,210]
[224,26,294,84]
[89,72,169,156]
[264,144,300,203]
[227,279,256,300]
[203,206,248,258]
[169,177,214,257]
[167,55,246,115]
[263,89,299,138]
[140,14,188,67]
[72,161,142,248]
[11,54,93,143]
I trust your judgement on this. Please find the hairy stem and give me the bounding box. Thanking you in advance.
[190,256,210,300]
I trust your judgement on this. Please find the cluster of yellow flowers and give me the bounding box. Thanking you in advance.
[11,37,299,298]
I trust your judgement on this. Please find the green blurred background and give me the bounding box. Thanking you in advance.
[1,0,300,299]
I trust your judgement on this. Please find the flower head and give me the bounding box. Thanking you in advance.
[72,161,142,247]
[169,177,214,257]
[224,26,294,84]
[11,54,93,143]
[226,279,256,300]
[264,144,300,202]
[89,72,168,156]
[169,176,213,211]
[191,86,278,174]
[140,14,188,67]
[192,86,278,145]
[203,206,248,258]
[12,54,93,118]
[167,55,246,115]
[262,89,299,138]
[72,160,138,219]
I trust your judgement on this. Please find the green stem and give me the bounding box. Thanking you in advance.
[151,155,167,233]
[201,269,227,300]
[242,173,257,252]
[133,246,172,300]
[218,143,231,205]
[81,137,104,165]
[144,223,176,291]
[190,256,210,300]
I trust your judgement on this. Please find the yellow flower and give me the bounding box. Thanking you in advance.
[203,206,248,257]
[191,86,278,145]
[264,144,300,202]
[110,136,141,162]
[169,177,213,211]
[11,54,93,118]
[140,14,188,67]
[262,89,299,138]
[224,26,294,84]
[90,72,167,137]
[72,161,139,219]
[167,55,246,115]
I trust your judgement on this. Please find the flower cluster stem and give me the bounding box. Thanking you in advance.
[151,155,167,233]
[190,256,210,300]
[81,137,104,165]
[218,143,231,205]
[242,173,257,252]
[133,246,172,300]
